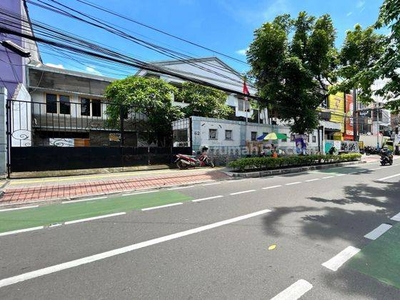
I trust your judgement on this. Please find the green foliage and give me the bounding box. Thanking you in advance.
[176,82,233,118]
[104,76,183,146]
[227,153,361,172]
[375,0,400,111]
[333,24,386,103]
[247,12,337,134]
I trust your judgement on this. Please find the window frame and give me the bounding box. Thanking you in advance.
[225,129,233,140]
[209,129,218,140]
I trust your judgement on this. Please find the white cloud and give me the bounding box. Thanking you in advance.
[236,49,248,56]
[346,12,353,17]
[45,63,64,69]
[85,66,103,76]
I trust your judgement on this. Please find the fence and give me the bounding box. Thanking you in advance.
[7,99,191,174]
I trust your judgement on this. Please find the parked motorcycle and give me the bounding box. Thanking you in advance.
[175,152,215,169]
[380,149,393,166]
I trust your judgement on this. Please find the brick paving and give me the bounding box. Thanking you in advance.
[0,155,384,207]
[0,170,230,206]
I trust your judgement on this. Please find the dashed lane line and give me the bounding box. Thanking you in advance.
[271,279,313,300]
[322,246,360,271]
[65,212,126,225]
[0,205,38,212]
[378,173,400,181]
[192,195,224,202]
[262,185,282,190]
[305,178,320,182]
[391,212,400,222]
[285,182,301,186]
[229,190,256,196]
[62,196,107,204]
[364,223,392,240]
[0,209,272,289]
[141,202,183,211]
[0,226,44,237]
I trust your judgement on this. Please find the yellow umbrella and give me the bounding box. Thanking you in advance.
[263,132,287,140]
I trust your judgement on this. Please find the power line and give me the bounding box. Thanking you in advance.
[0,25,260,100]
[25,0,246,85]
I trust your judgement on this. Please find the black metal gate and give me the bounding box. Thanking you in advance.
[6,99,191,176]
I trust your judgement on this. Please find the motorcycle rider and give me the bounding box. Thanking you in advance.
[380,147,393,165]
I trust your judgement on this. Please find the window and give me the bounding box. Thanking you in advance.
[60,95,70,114]
[46,94,70,114]
[209,129,217,140]
[238,99,250,112]
[225,130,232,140]
[251,131,257,141]
[312,136,316,143]
[46,94,57,113]
[81,98,101,117]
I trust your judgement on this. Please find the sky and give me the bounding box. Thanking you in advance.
[24,0,387,79]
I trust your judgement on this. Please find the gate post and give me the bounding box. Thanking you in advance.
[0,87,8,178]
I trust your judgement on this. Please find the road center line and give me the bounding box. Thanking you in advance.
[271,279,313,300]
[364,223,392,240]
[229,190,256,196]
[192,195,223,202]
[322,246,360,271]
[0,209,271,289]
[378,173,400,181]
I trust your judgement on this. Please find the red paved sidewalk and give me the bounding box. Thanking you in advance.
[0,169,230,206]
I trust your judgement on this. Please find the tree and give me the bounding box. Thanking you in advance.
[333,24,385,103]
[104,76,183,146]
[247,12,337,134]
[176,82,233,118]
[374,0,400,110]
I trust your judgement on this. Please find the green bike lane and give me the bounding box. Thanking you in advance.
[0,190,193,234]
[348,221,400,290]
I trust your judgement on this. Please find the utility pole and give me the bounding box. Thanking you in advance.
[352,89,358,141]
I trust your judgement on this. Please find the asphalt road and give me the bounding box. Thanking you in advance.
[1,161,400,299]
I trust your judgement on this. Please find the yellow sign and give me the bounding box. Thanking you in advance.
[328,93,345,123]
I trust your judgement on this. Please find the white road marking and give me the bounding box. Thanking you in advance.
[322,176,334,179]
[262,185,282,190]
[229,190,256,196]
[192,195,223,202]
[0,205,39,212]
[0,226,44,237]
[62,196,107,204]
[336,174,346,177]
[202,182,221,186]
[142,203,183,211]
[226,179,246,183]
[378,173,400,181]
[364,223,392,240]
[305,178,320,182]
[322,246,360,271]
[65,212,126,225]
[391,212,400,222]
[122,190,159,196]
[285,182,301,186]
[167,186,195,190]
[271,279,313,300]
[0,209,271,289]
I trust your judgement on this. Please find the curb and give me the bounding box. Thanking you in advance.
[224,160,366,178]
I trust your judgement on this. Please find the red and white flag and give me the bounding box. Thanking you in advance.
[243,80,250,96]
